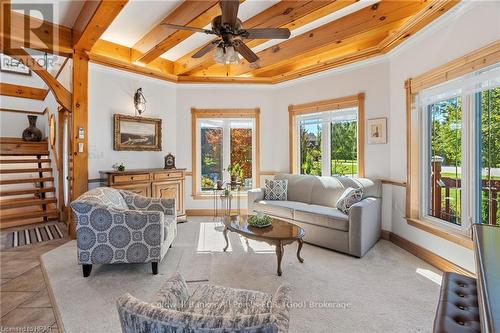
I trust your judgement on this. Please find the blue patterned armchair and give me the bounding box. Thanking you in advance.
[117,272,292,333]
[70,187,177,277]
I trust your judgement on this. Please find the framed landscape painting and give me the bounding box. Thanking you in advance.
[0,54,31,75]
[113,114,162,151]
[367,118,387,144]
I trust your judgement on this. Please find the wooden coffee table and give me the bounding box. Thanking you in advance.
[222,215,305,276]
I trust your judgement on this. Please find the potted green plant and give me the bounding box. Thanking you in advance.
[227,163,242,183]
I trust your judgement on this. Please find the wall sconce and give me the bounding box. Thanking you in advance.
[134,88,147,115]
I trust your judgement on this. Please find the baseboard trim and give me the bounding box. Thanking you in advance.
[382,229,475,277]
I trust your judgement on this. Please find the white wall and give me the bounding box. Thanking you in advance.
[87,64,177,179]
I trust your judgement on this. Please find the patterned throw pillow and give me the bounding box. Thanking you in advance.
[264,179,288,201]
[336,187,363,214]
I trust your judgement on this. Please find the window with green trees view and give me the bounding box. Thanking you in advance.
[198,118,255,192]
[297,108,358,177]
[421,64,499,231]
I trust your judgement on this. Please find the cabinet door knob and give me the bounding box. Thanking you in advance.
[131,176,134,180]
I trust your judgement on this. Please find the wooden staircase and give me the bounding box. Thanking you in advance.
[0,138,59,229]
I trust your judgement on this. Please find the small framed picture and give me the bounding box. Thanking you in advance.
[0,54,31,75]
[367,118,387,144]
[114,114,162,151]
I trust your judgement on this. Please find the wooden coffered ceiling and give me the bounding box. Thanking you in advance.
[2,0,460,84]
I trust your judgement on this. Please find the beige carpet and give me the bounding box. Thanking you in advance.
[41,217,442,333]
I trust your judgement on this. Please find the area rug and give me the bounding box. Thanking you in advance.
[7,223,63,248]
[41,218,442,333]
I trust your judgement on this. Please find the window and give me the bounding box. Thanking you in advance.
[289,94,364,177]
[413,64,500,236]
[192,108,260,197]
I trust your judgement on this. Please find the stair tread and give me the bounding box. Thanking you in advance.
[0,177,54,185]
[1,209,59,221]
[0,151,50,156]
[0,198,57,209]
[0,187,56,197]
[0,159,51,164]
[0,168,52,174]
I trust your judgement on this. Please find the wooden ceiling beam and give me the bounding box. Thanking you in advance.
[225,0,431,77]
[73,0,128,51]
[0,82,48,100]
[131,0,219,64]
[174,0,347,76]
[1,47,72,110]
[1,9,73,56]
[240,21,404,78]
[89,39,177,82]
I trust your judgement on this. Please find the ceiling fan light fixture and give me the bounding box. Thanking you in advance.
[225,46,240,64]
[213,45,240,65]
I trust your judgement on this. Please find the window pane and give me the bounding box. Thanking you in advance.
[200,127,223,191]
[331,110,357,177]
[428,97,462,225]
[299,123,322,175]
[230,127,253,189]
[478,87,500,225]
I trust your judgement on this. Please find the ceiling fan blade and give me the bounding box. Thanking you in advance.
[161,23,214,35]
[233,40,258,63]
[220,0,239,28]
[192,42,218,58]
[242,28,291,39]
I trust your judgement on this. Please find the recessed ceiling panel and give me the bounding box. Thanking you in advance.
[11,0,85,28]
[100,0,183,48]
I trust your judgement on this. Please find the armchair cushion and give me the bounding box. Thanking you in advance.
[71,187,177,266]
[121,190,175,216]
[117,273,292,333]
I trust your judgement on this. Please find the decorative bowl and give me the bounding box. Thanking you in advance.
[248,215,272,228]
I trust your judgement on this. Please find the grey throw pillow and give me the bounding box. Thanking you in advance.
[264,179,288,201]
[336,187,363,214]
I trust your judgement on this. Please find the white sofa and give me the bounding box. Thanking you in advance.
[248,174,382,257]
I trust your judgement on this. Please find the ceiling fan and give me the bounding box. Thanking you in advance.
[161,0,291,65]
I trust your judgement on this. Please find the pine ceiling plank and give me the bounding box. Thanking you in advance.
[2,10,73,56]
[89,40,176,82]
[0,82,48,101]
[227,0,430,77]
[73,0,128,51]
[131,0,219,64]
[378,0,460,53]
[174,0,345,76]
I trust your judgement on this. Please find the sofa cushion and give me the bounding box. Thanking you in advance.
[336,187,363,214]
[310,176,345,207]
[337,177,382,199]
[264,179,288,201]
[254,200,309,220]
[294,205,349,231]
[275,174,314,204]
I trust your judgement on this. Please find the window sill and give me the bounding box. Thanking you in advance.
[406,218,473,250]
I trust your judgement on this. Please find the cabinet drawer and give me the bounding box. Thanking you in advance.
[112,184,151,197]
[113,173,150,183]
[154,171,182,180]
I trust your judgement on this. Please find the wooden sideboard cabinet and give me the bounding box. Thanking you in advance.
[100,168,186,222]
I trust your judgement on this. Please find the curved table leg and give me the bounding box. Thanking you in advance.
[223,227,229,252]
[276,241,284,276]
[297,238,304,263]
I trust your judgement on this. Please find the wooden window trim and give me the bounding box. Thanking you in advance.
[288,93,365,176]
[405,41,500,248]
[191,107,260,199]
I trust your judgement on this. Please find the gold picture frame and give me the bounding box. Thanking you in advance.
[113,114,162,151]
